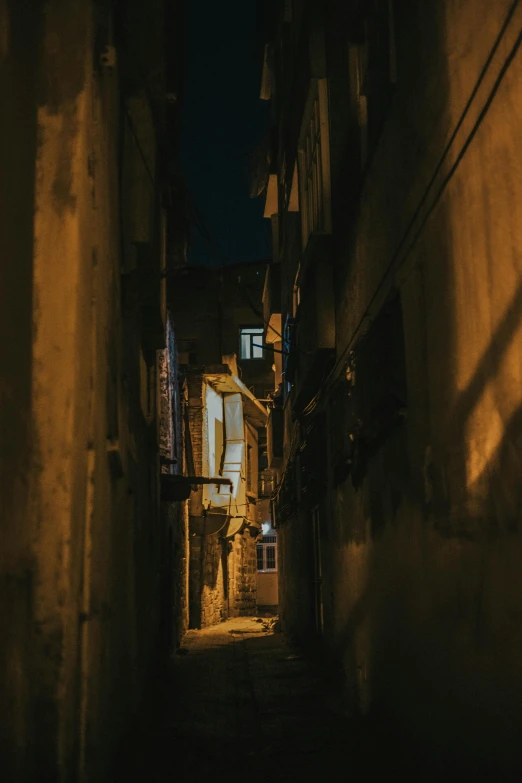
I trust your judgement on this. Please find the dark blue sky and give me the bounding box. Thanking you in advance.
[181,0,271,267]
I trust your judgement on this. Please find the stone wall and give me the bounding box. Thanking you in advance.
[0,2,40,778]
[189,529,258,626]
[185,372,260,627]
[186,374,206,475]
[190,533,228,628]
[228,533,258,617]
[172,263,275,399]
[186,374,227,628]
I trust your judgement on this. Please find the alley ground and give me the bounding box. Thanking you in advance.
[114,617,512,782]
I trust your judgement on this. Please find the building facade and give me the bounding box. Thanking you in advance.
[0,1,187,780]
[261,0,522,771]
[183,365,267,625]
[171,262,276,625]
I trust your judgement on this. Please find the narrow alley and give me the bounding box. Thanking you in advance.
[4,0,522,780]
[114,617,512,783]
[116,616,381,782]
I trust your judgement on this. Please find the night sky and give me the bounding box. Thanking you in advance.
[181,0,271,267]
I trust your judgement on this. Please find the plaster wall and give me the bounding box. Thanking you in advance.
[327,0,522,767]
[278,0,522,769]
[256,573,278,607]
[0,2,180,778]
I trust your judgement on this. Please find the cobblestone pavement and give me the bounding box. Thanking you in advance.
[116,616,370,782]
[168,617,354,781]
[114,617,522,782]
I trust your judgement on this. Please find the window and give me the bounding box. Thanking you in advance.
[240,327,264,359]
[256,535,278,572]
[259,468,277,498]
[297,78,331,249]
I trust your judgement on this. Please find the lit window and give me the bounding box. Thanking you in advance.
[297,78,331,249]
[266,545,276,570]
[256,535,278,572]
[240,327,264,359]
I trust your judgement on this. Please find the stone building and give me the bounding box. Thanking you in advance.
[171,262,274,625]
[261,0,522,772]
[182,365,267,626]
[173,261,275,398]
[0,1,186,780]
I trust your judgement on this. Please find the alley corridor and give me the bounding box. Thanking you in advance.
[115,618,340,781]
[113,617,512,783]
[6,1,522,779]
[116,617,364,782]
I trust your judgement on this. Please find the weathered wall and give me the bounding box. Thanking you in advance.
[172,263,275,398]
[189,533,228,627]
[276,0,522,771]
[159,318,189,649]
[188,524,258,626]
[0,2,42,778]
[186,374,228,627]
[186,372,260,626]
[278,509,316,642]
[0,1,185,779]
[228,532,258,617]
[26,4,100,778]
[326,1,522,768]
[256,573,278,607]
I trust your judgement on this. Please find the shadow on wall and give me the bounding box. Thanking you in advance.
[332,241,522,777]
[189,532,227,628]
[330,0,522,764]
[448,279,522,531]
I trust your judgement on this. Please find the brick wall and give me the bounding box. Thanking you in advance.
[187,374,227,627]
[190,533,228,627]
[186,374,205,474]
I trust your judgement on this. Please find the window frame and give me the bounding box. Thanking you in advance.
[239,326,265,360]
[256,535,278,573]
